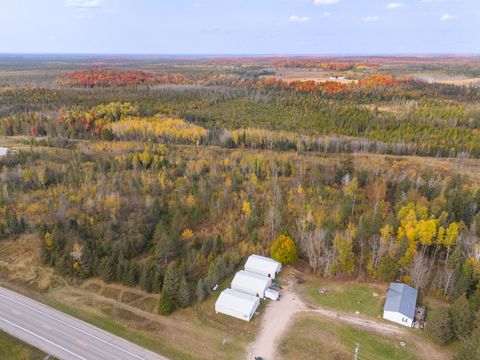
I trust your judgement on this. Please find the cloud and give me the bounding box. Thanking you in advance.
[365,16,380,22]
[65,0,102,8]
[440,14,457,21]
[322,12,332,17]
[194,2,201,8]
[289,15,310,23]
[314,0,340,5]
[386,3,403,9]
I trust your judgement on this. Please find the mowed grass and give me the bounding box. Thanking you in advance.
[300,280,386,318]
[0,331,46,360]
[279,315,418,360]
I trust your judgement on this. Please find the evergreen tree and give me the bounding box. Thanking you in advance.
[426,308,453,345]
[152,268,162,293]
[454,327,480,360]
[102,257,115,283]
[378,255,399,282]
[177,276,190,308]
[196,279,207,302]
[162,261,181,302]
[450,295,475,340]
[126,263,138,287]
[157,292,176,315]
[140,266,154,293]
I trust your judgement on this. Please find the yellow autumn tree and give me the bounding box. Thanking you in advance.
[270,234,298,265]
[442,222,460,261]
[331,224,356,276]
[242,201,251,218]
[181,229,194,240]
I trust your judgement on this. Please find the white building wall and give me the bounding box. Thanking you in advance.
[215,299,259,322]
[244,255,282,279]
[383,310,413,327]
[231,271,272,298]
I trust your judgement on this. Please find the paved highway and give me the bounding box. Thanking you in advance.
[0,286,169,360]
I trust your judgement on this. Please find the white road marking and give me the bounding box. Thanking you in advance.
[0,290,159,360]
[0,315,88,360]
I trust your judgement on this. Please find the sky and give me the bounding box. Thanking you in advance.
[0,0,478,55]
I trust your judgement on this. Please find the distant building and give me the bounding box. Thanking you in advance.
[215,289,260,322]
[244,254,282,279]
[383,283,418,327]
[231,270,272,298]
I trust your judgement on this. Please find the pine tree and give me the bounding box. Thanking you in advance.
[162,261,181,302]
[450,295,475,340]
[196,279,207,302]
[454,328,480,360]
[126,263,138,287]
[102,257,115,283]
[157,292,176,315]
[140,266,154,293]
[426,308,453,345]
[152,268,162,293]
[177,277,190,308]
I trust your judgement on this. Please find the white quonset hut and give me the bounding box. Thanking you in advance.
[244,254,282,279]
[383,282,418,327]
[231,270,272,298]
[215,288,260,322]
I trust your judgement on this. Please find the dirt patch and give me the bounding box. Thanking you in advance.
[246,271,306,359]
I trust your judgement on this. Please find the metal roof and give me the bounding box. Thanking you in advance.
[244,254,281,276]
[231,270,272,295]
[215,288,260,316]
[384,283,418,319]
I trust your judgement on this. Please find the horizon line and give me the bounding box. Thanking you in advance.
[1,52,480,58]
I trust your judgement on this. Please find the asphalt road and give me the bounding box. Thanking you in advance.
[0,286,169,360]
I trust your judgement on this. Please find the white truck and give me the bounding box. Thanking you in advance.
[264,288,280,301]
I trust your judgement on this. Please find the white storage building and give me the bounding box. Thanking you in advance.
[215,288,260,322]
[383,282,418,327]
[244,254,282,279]
[231,270,272,298]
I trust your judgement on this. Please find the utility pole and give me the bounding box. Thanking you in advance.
[354,342,360,360]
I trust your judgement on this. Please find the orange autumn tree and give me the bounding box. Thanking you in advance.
[270,234,298,265]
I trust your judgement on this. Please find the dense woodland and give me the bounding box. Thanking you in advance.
[1,55,480,355]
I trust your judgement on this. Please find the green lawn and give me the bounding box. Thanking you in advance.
[300,281,386,318]
[0,331,46,360]
[279,315,418,360]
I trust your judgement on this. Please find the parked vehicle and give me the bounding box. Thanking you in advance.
[265,288,280,301]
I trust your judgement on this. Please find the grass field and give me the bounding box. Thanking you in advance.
[279,314,418,360]
[0,331,46,360]
[299,279,386,318]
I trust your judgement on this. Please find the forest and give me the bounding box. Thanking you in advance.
[1,55,480,357]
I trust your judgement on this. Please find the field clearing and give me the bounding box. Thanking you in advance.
[279,314,418,360]
[264,68,357,83]
[298,278,387,318]
[0,331,46,360]
[412,73,480,87]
